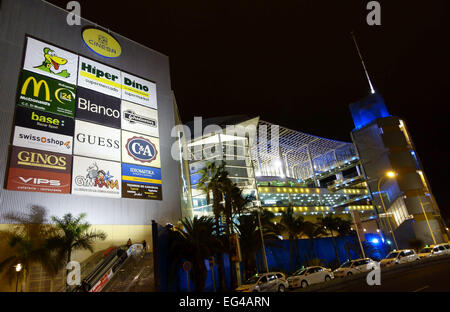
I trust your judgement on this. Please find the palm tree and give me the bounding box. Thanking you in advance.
[317,215,353,265]
[302,222,327,260]
[236,212,281,280]
[279,205,307,273]
[0,206,60,291]
[47,213,106,290]
[169,216,223,291]
[196,161,228,290]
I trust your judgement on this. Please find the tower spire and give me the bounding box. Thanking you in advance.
[351,31,375,94]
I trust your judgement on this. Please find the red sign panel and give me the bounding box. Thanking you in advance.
[7,167,71,194]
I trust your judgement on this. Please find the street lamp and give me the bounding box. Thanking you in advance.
[14,263,22,292]
[377,171,399,249]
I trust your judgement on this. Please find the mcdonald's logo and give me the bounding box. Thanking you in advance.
[21,76,50,101]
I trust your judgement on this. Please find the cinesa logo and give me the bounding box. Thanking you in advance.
[76,133,120,149]
[78,97,120,119]
[126,137,157,163]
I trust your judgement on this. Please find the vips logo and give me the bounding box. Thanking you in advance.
[7,167,71,194]
[126,136,157,163]
[74,120,121,161]
[13,126,73,155]
[14,106,74,136]
[121,100,159,137]
[76,87,121,128]
[72,156,121,198]
[17,70,76,118]
[9,146,72,173]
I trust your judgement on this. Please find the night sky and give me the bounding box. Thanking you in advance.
[47,0,449,219]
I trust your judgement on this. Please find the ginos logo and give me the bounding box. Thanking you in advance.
[17,151,67,170]
[78,97,120,119]
[14,177,62,187]
[76,133,120,149]
[126,136,157,163]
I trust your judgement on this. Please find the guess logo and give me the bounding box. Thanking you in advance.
[126,136,157,163]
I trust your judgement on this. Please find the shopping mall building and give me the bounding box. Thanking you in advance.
[0,0,448,292]
[179,93,449,250]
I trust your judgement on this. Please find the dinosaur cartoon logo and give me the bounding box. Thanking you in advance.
[34,47,70,78]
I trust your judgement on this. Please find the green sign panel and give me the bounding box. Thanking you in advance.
[17,70,76,118]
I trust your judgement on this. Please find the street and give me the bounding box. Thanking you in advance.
[291,256,450,292]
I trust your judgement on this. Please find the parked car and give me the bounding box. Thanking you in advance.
[380,249,419,267]
[419,244,450,258]
[333,258,378,278]
[287,266,333,288]
[235,272,289,292]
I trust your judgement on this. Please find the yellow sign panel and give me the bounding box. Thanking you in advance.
[82,28,122,58]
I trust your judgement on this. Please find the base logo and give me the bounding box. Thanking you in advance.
[7,167,71,194]
[14,106,75,136]
[72,156,121,198]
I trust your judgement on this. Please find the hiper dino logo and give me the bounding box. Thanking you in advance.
[126,136,157,163]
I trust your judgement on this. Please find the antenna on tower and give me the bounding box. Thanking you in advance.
[351,31,375,94]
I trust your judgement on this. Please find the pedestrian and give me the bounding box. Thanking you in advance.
[127,238,132,248]
[142,240,147,253]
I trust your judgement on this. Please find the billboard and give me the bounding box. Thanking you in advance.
[13,126,73,155]
[121,72,157,109]
[7,167,71,194]
[78,57,122,98]
[122,163,162,200]
[121,131,160,168]
[121,100,158,137]
[71,156,121,198]
[76,87,121,128]
[9,146,72,173]
[23,37,79,85]
[73,120,121,161]
[17,70,76,118]
[14,106,75,136]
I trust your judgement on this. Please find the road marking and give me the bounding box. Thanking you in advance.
[412,285,430,292]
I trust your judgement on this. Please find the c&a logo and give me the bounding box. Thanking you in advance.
[126,136,157,163]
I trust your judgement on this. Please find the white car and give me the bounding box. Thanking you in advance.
[287,266,334,288]
[333,258,378,278]
[235,272,289,292]
[419,244,450,258]
[380,249,420,267]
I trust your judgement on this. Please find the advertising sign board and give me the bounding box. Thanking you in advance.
[121,131,160,168]
[76,87,121,128]
[9,146,72,173]
[71,156,121,198]
[77,56,122,98]
[121,163,162,200]
[13,126,73,155]
[121,72,157,109]
[7,167,71,194]
[73,120,121,161]
[121,100,158,137]
[17,70,76,118]
[23,37,79,85]
[14,106,75,136]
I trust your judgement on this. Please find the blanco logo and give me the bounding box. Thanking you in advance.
[78,97,120,119]
[18,177,61,186]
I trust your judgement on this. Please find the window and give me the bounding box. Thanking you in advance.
[388,197,410,228]
[268,274,276,281]
[438,246,445,251]
[276,273,283,279]
[399,252,406,257]
[260,276,268,284]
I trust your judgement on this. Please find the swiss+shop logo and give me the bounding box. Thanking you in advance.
[126,136,157,163]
